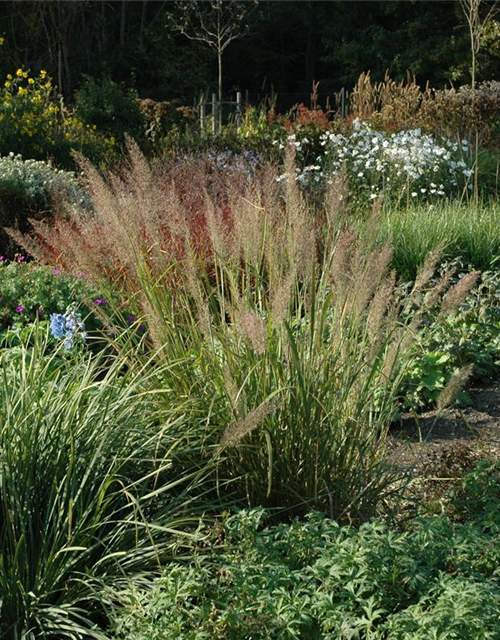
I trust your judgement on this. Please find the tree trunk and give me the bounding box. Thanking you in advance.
[139,0,148,50]
[120,0,127,48]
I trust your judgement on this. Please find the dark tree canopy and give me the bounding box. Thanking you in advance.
[0,0,494,108]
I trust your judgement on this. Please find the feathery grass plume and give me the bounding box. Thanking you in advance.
[329,227,357,292]
[363,194,385,248]
[220,400,275,448]
[437,364,474,411]
[239,307,267,355]
[422,267,455,311]
[14,144,460,520]
[411,246,443,294]
[351,241,393,321]
[204,188,232,264]
[232,187,267,271]
[439,271,480,316]
[367,268,396,347]
[270,270,296,327]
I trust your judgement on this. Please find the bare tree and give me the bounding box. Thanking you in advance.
[168,0,257,108]
[460,0,498,89]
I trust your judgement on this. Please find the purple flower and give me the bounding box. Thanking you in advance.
[126,315,136,323]
[15,305,25,313]
[0,256,4,262]
[16,256,25,263]
[53,268,61,276]
[93,298,108,306]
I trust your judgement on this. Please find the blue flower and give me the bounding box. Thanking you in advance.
[50,313,66,339]
[50,306,86,350]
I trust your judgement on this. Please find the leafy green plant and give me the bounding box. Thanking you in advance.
[0,258,88,334]
[400,266,500,409]
[0,329,214,639]
[110,461,500,640]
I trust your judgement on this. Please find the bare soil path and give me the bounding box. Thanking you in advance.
[387,383,500,509]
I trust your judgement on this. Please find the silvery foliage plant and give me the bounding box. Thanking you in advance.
[275,119,472,202]
[0,152,88,207]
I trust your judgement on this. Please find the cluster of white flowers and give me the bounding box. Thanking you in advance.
[276,120,472,201]
[0,153,86,205]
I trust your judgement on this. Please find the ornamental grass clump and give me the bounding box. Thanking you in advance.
[19,143,464,519]
[0,329,214,639]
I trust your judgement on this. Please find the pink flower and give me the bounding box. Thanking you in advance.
[15,305,25,313]
[16,256,25,263]
[53,268,61,276]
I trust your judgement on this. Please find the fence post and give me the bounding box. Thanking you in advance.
[212,92,218,135]
[340,87,346,117]
[236,91,242,130]
[199,93,206,133]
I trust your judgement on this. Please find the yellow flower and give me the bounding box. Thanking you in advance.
[0,37,5,46]
[28,78,34,85]
[40,70,47,79]
[16,69,23,77]
[6,74,12,80]
[4,81,10,89]
[18,86,27,96]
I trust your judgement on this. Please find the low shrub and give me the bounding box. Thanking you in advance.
[0,69,118,169]
[282,119,472,203]
[349,71,500,145]
[0,257,83,334]
[75,77,146,144]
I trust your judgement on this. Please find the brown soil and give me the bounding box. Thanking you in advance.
[386,382,500,512]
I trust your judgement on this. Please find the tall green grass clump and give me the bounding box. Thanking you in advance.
[0,329,212,639]
[22,145,473,521]
[380,200,500,280]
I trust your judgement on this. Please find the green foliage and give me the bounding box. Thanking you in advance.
[75,77,146,144]
[110,461,500,639]
[449,459,500,528]
[0,330,214,639]
[401,267,500,409]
